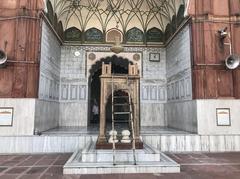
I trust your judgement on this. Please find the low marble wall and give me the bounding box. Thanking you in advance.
[0,135,97,153]
[197,100,240,135]
[0,99,35,136]
[143,135,240,152]
[34,100,59,132]
[165,100,198,133]
[141,103,166,126]
[59,102,88,126]
[0,134,239,153]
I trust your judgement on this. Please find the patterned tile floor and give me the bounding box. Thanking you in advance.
[1,152,240,179]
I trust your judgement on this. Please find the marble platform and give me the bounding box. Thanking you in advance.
[42,126,191,136]
[63,140,180,174]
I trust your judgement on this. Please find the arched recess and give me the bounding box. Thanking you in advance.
[146,27,164,43]
[126,27,144,43]
[85,28,103,43]
[64,27,82,41]
[106,28,123,43]
[88,56,133,125]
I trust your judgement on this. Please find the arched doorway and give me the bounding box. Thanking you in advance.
[88,55,133,126]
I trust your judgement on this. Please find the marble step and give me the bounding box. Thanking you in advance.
[64,140,180,174]
[64,150,180,174]
[81,152,161,162]
[80,140,161,162]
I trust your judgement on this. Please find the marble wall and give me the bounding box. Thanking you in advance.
[140,47,167,126]
[197,100,240,135]
[0,98,60,136]
[166,25,192,102]
[59,46,88,126]
[34,100,59,132]
[39,21,61,101]
[37,22,192,130]
[60,46,167,127]
[0,135,97,153]
[165,25,194,132]
[35,21,62,132]
[59,102,88,126]
[143,134,240,152]
[165,100,198,133]
[0,99,35,136]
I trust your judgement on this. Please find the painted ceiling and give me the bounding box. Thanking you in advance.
[45,0,188,33]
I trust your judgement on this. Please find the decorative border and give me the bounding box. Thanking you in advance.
[216,108,231,126]
[149,53,160,62]
[0,107,14,126]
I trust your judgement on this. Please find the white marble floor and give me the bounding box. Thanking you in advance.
[42,125,191,136]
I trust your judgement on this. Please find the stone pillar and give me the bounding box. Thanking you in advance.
[97,63,111,143]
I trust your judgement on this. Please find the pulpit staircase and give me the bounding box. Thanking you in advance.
[111,75,137,165]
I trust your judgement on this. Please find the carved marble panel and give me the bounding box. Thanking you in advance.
[158,86,166,101]
[70,85,78,100]
[79,85,86,100]
[142,86,149,100]
[61,84,69,100]
[150,86,158,101]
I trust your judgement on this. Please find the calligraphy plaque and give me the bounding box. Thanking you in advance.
[216,108,231,126]
[0,108,13,126]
